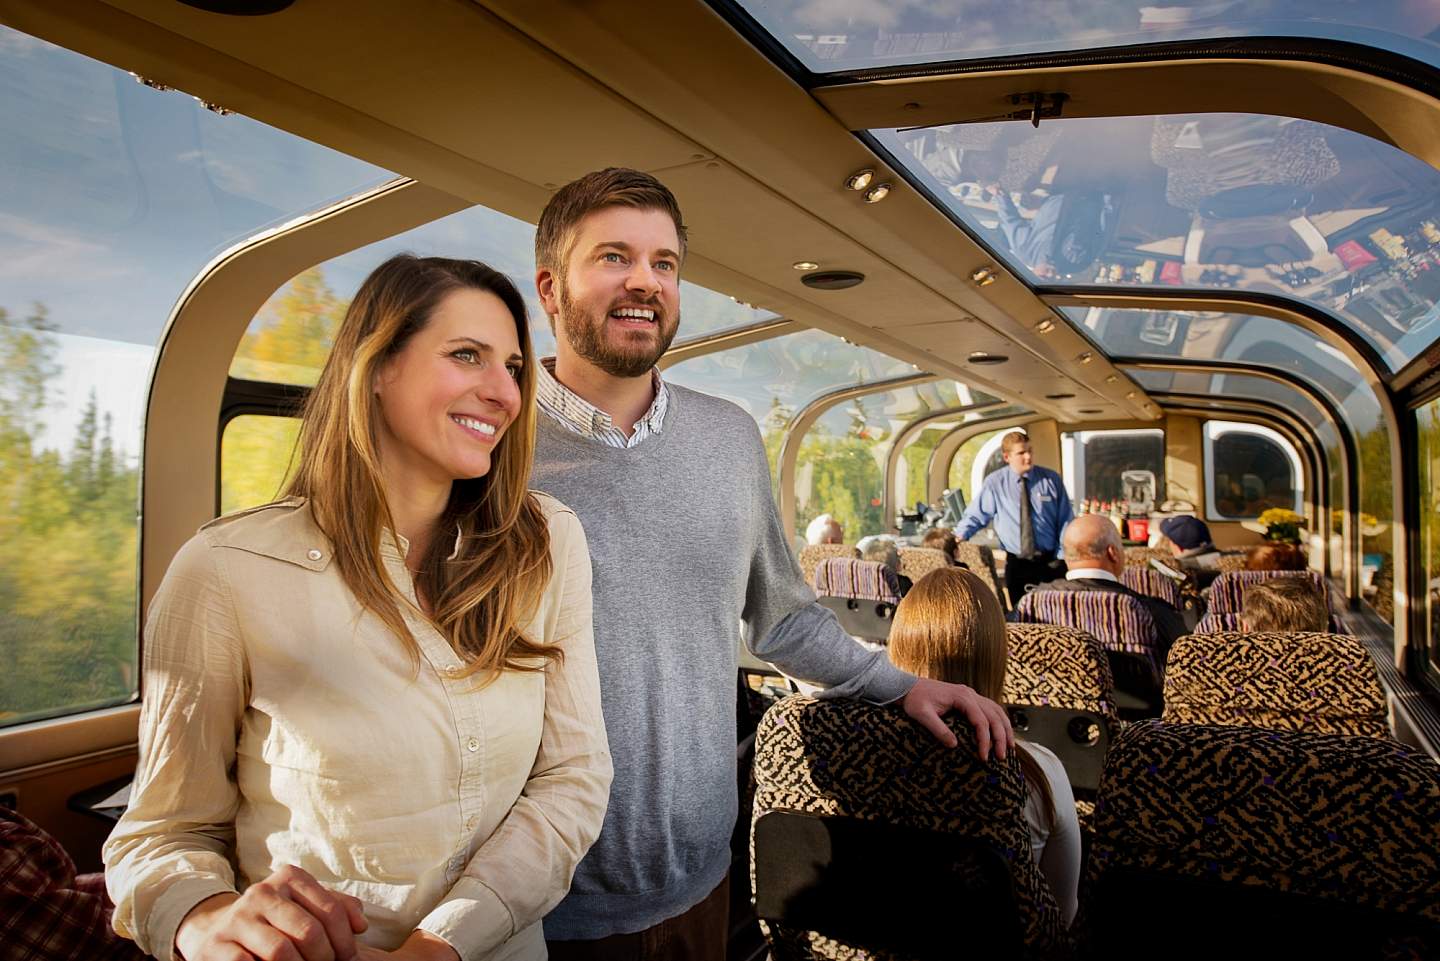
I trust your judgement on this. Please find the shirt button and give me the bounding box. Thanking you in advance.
[466,737,480,752]
[307,549,323,561]
[444,666,463,678]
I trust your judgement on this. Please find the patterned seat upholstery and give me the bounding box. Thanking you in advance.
[1004,624,1120,795]
[798,544,859,589]
[1217,552,1248,573]
[812,558,901,604]
[953,542,1006,609]
[751,696,1071,960]
[897,546,950,582]
[1123,546,1173,569]
[1082,721,1440,956]
[1013,591,1161,676]
[1118,567,1183,609]
[1202,569,1347,634]
[1161,631,1389,738]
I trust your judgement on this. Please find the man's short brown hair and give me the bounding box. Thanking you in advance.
[921,527,957,560]
[1000,430,1030,455]
[1241,577,1329,633]
[535,167,688,274]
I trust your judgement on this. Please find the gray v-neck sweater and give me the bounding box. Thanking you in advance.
[532,383,912,939]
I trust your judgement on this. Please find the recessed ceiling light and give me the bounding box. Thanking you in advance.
[1126,391,1138,399]
[1078,408,1103,414]
[968,351,1008,365]
[178,0,295,11]
[792,261,820,271]
[1105,374,1119,383]
[862,183,892,203]
[1077,351,1094,364]
[801,270,865,291]
[844,168,875,191]
[1044,392,1076,400]
[1036,319,1055,333]
[970,266,997,287]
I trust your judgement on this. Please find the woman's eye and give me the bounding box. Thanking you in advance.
[506,364,522,380]
[452,349,478,363]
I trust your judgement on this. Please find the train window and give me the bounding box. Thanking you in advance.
[1419,398,1440,676]
[877,113,1440,371]
[230,206,779,389]
[221,415,301,515]
[0,24,386,728]
[1061,429,1164,505]
[896,391,1013,507]
[1204,422,1302,520]
[729,3,1440,75]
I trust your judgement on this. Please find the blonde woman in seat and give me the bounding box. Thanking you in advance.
[105,255,612,961]
[887,567,1081,925]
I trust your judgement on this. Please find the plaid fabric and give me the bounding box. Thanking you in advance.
[0,809,148,961]
[1013,589,1161,672]
[812,558,901,603]
[797,544,859,588]
[1118,567,1183,609]
[897,547,950,582]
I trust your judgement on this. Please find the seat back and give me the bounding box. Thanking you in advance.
[812,557,900,604]
[897,546,950,582]
[1004,624,1120,793]
[1014,589,1163,713]
[751,696,1070,960]
[1161,631,1389,738]
[1217,552,1248,573]
[798,544,858,589]
[816,595,895,644]
[1118,566,1183,609]
[1204,569,1346,633]
[1083,721,1440,956]
[953,542,1006,609]
[1123,546,1173,568]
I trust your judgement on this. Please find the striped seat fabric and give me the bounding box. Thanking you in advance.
[1201,569,1346,633]
[812,557,901,604]
[953,542,1006,609]
[897,546,950,582]
[1082,721,1440,956]
[798,544,858,588]
[1161,631,1389,738]
[1013,590,1161,671]
[1118,566,1183,609]
[751,696,1071,960]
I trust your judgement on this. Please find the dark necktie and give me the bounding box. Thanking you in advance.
[1019,474,1035,559]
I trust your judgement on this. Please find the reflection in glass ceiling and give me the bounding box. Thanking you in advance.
[876,113,1440,371]
[1128,368,1331,435]
[1062,306,1383,434]
[729,1,1440,74]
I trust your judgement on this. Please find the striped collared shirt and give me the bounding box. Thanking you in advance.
[536,358,669,449]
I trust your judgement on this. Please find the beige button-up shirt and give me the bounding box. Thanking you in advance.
[104,495,611,961]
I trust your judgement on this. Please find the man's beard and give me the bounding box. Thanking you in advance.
[557,282,679,378]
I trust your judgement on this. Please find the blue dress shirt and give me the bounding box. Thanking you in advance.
[956,465,1074,556]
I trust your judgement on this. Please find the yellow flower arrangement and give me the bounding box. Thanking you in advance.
[1258,508,1305,528]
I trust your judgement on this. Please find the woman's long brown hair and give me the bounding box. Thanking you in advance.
[286,254,556,682]
[888,567,1056,827]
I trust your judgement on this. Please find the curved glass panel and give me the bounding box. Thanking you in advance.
[0,24,390,727]
[877,113,1440,370]
[897,398,1015,506]
[732,1,1440,74]
[1417,398,1440,670]
[232,204,776,387]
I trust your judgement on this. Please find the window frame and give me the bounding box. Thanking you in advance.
[1061,427,1166,507]
[1202,420,1305,522]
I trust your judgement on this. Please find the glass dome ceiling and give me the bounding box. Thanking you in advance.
[874,112,1440,371]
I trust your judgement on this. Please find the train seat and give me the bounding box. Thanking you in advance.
[897,546,950,582]
[1082,721,1440,957]
[1003,624,1120,796]
[953,542,1006,611]
[1200,570,1347,634]
[812,558,901,644]
[1160,631,1389,738]
[1118,566,1184,609]
[797,544,859,589]
[750,696,1072,960]
[1013,590,1163,713]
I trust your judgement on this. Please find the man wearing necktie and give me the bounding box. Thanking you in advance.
[956,431,1074,606]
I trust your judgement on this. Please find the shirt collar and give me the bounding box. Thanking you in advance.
[537,357,667,437]
[1066,567,1118,583]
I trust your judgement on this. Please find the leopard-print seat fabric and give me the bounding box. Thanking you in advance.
[1217,552,1248,573]
[1123,546,1173,569]
[954,542,1006,609]
[1003,624,1119,725]
[1083,721,1440,952]
[798,544,859,589]
[751,696,1071,960]
[1161,631,1389,738]
[898,546,950,582]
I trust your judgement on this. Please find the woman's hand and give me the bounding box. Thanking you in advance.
[174,864,368,961]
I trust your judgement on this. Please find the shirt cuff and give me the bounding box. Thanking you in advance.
[862,659,918,706]
[416,876,514,959]
[149,876,239,961]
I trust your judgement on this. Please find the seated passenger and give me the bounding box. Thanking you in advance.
[1245,541,1308,571]
[921,526,959,565]
[1040,515,1188,655]
[888,568,1080,925]
[1159,515,1221,574]
[861,537,913,596]
[805,512,845,546]
[1242,577,1330,633]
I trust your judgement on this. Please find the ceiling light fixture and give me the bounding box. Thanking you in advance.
[1035,319,1055,333]
[1105,374,1119,383]
[1077,351,1093,364]
[970,266,997,287]
[862,183,892,203]
[844,168,875,191]
[792,261,820,271]
[1126,391,1138,399]
[968,351,1008,365]
[1078,408,1103,415]
[801,270,865,291]
[1044,392,1075,400]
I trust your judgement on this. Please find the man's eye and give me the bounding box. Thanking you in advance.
[656,260,677,272]
[602,252,624,263]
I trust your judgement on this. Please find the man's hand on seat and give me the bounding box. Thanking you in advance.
[902,678,1014,760]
